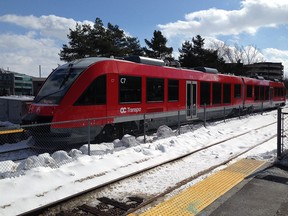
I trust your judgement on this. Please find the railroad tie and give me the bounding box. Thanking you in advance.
[78,204,110,216]
[98,197,131,211]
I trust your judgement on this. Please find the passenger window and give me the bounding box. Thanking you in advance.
[200,81,210,106]
[281,88,285,96]
[274,88,278,97]
[212,83,222,105]
[119,75,141,103]
[223,83,231,104]
[147,78,164,102]
[74,75,106,106]
[260,86,264,100]
[168,79,179,101]
[265,87,269,100]
[234,84,241,98]
[255,86,260,101]
[246,85,252,98]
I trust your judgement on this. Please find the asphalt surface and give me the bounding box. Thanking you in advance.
[198,157,288,216]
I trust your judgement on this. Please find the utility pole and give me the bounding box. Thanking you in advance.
[39,65,42,78]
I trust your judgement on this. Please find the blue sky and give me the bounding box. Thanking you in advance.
[0,0,288,77]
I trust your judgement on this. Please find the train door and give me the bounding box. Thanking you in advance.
[186,81,197,119]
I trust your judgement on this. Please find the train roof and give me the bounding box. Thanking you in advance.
[63,56,283,84]
[59,57,111,69]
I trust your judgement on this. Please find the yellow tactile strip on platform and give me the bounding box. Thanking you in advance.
[0,129,24,135]
[134,159,266,216]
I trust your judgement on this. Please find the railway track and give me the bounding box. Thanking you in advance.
[23,120,279,216]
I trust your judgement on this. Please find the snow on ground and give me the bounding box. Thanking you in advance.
[0,95,34,101]
[0,109,287,216]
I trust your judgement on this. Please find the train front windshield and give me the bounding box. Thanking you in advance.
[34,65,86,104]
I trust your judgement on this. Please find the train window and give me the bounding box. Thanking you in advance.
[275,87,284,97]
[274,88,278,97]
[212,83,222,105]
[234,84,241,98]
[265,87,269,100]
[278,88,284,97]
[168,79,179,101]
[200,82,210,106]
[255,86,260,101]
[281,88,284,97]
[260,86,265,100]
[147,78,164,102]
[74,75,106,106]
[119,75,141,103]
[223,84,231,104]
[246,85,252,98]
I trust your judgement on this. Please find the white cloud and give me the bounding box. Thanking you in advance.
[0,14,93,40]
[0,32,63,77]
[0,14,95,77]
[158,0,288,39]
[159,0,288,77]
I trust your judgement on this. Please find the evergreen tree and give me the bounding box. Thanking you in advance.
[106,23,126,56]
[59,23,93,62]
[178,35,225,71]
[143,30,173,59]
[192,35,205,57]
[125,37,144,56]
[178,41,194,68]
[59,17,143,62]
[90,17,111,56]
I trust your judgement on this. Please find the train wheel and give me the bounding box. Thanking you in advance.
[98,124,122,142]
[122,121,138,136]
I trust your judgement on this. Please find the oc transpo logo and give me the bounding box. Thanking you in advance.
[120,107,141,114]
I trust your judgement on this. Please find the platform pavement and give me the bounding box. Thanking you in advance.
[198,158,288,216]
[132,157,288,216]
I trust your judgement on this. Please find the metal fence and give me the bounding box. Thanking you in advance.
[277,107,288,158]
[0,106,257,179]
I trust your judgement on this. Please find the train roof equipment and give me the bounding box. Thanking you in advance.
[123,55,166,67]
[194,67,219,74]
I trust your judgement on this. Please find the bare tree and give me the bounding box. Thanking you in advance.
[242,45,265,64]
[209,41,264,64]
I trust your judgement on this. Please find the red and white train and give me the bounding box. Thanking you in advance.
[22,56,286,146]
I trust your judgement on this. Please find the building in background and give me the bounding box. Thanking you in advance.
[0,68,46,96]
[0,69,14,95]
[13,72,33,95]
[244,62,284,81]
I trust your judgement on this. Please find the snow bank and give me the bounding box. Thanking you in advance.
[0,126,175,179]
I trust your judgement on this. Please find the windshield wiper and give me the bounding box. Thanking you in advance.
[59,63,74,89]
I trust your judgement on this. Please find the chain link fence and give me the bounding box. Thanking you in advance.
[277,107,288,158]
[0,106,260,179]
